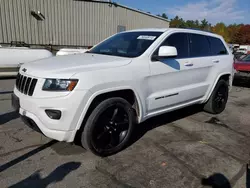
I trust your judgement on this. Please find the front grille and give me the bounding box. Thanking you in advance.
[16,73,38,96]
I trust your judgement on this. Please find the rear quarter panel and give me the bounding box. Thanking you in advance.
[203,36,234,102]
[204,55,234,102]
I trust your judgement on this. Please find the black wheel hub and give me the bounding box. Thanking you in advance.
[214,85,227,110]
[92,105,129,152]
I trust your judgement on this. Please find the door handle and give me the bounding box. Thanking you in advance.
[213,60,220,63]
[184,62,193,67]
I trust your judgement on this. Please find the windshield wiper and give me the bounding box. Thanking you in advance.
[99,52,114,56]
[86,51,114,56]
[87,51,133,58]
[88,51,111,56]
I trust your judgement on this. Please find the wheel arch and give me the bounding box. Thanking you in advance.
[75,87,143,134]
[205,72,232,103]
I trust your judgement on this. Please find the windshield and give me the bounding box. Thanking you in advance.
[242,54,250,62]
[88,31,163,58]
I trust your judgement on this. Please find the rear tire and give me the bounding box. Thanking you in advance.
[204,79,229,114]
[81,97,136,157]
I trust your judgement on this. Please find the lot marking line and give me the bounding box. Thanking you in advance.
[230,164,246,187]
[172,120,247,164]
[95,166,136,188]
[0,140,57,173]
[0,144,43,158]
[148,138,205,180]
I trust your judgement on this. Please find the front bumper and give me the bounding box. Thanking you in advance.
[19,111,75,141]
[13,88,92,142]
[21,116,43,134]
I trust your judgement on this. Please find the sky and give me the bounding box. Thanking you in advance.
[116,0,249,25]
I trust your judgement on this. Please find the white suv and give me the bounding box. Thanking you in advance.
[12,28,234,156]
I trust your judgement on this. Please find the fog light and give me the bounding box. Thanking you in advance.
[45,110,61,120]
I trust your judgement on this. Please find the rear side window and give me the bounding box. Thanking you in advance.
[208,37,228,55]
[190,34,210,57]
[160,33,189,58]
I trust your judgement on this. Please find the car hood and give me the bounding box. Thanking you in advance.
[20,53,132,78]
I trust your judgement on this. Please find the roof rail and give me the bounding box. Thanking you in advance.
[185,28,213,33]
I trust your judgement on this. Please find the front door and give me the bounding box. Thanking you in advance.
[146,32,213,113]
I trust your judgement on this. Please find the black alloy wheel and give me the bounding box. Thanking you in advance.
[214,84,228,111]
[92,105,129,150]
[204,79,229,114]
[81,98,136,157]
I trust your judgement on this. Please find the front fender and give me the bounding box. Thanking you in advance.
[74,86,144,131]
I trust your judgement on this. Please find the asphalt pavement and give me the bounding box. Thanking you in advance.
[1,76,250,188]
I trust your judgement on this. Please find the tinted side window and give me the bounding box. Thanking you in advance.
[190,34,210,57]
[208,37,228,55]
[160,33,189,58]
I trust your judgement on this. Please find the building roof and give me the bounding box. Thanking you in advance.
[82,0,170,23]
[118,4,169,23]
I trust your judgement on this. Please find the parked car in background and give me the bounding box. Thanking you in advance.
[237,45,250,54]
[13,28,234,156]
[0,47,53,77]
[234,54,250,75]
[56,48,88,56]
[234,52,247,60]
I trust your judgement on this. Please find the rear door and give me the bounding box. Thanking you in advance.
[187,33,214,95]
[207,36,233,83]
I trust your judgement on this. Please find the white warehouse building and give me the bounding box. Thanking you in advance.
[0,0,169,48]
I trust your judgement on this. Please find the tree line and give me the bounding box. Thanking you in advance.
[157,14,250,45]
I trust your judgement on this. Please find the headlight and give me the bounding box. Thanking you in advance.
[43,79,78,91]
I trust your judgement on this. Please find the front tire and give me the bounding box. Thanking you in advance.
[81,97,136,157]
[204,79,229,114]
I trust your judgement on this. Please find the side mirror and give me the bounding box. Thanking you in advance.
[158,46,178,57]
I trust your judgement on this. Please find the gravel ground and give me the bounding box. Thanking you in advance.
[0,76,250,188]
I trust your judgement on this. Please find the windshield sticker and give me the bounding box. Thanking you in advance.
[137,35,157,40]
